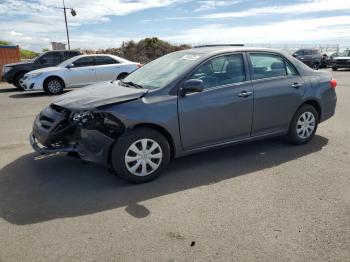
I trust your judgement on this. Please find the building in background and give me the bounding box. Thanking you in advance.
[51,42,66,50]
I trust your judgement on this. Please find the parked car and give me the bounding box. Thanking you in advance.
[292,49,322,69]
[332,49,350,71]
[1,50,81,90]
[23,54,141,95]
[30,47,337,183]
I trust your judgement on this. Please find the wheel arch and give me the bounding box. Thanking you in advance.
[131,123,176,159]
[117,72,129,80]
[43,75,66,89]
[302,99,322,121]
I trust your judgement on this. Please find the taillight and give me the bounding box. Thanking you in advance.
[330,79,337,89]
[137,63,142,68]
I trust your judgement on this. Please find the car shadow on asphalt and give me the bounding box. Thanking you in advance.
[0,135,328,225]
[0,87,18,93]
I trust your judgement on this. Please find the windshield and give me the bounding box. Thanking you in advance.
[33,53,44,63]
[123,51,204,90]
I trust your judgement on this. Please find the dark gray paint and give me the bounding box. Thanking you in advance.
[31,47,337,165]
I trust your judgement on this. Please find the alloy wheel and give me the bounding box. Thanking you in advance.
[125,138,163,176]
[47,80,62,94]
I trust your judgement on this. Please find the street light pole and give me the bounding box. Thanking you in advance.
[61,0,76,50]
[63,0,71,50]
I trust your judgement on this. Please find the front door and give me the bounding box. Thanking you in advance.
[178,53,254,150]
[64,56,97,87]
[248,52,306,136]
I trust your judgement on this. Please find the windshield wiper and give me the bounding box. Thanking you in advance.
[122,81,144,89]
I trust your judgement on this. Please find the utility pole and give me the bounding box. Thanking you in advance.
[61,0,76,50]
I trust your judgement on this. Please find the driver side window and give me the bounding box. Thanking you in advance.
[187,54,246,89]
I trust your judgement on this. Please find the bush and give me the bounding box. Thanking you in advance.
[82,37,191,63]
[20,49,38,60]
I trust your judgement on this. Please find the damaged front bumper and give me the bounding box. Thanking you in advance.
[30,103,123,167]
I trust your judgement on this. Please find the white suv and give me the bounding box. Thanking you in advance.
[23,54,141,95]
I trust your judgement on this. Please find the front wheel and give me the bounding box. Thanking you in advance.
[44,77,65,95]
[111,128,171,183]
[14,72,26,90]
[287,104,319,145]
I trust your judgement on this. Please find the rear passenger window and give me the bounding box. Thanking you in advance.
[250,54,288,80]
[95,56,118,65]
[187,54,246,89]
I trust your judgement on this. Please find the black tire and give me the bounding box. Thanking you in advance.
[13,72,26,90]
[117,73,129,80]
[332,67,338,71]
[287,104,319,145]
[111,128,171,183]
[44,77,65,95]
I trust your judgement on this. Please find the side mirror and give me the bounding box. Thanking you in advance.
[181,79,204,96]
[66,63,74,69]
[292,54,298,58]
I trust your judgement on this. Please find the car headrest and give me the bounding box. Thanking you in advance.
[271,62,285,70]
[226,61,244,74]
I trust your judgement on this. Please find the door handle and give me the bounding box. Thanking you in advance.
[291,83,303,89]
[237,91,253,98]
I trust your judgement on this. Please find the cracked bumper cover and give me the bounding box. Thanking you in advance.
[30,126,115,167]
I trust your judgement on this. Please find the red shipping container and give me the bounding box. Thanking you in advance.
[0,45,20,80]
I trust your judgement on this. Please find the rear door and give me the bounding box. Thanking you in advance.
[178,53,254,150]
[63,56,97,87]
[94,56,121,81]
[248,52,306,136]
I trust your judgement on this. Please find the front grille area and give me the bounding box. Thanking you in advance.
[34,104,75,146]
[335,59,349,65]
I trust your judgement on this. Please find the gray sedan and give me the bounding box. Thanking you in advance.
[30,47,337,183]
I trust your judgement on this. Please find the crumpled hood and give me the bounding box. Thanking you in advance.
[52,81,147,111]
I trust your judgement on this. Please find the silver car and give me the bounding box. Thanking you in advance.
[30,47,337,183]
[23,54,141,95]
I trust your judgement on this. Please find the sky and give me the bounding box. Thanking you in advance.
[0,0,350,51]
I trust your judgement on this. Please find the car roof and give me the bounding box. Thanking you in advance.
[177,46,290,58]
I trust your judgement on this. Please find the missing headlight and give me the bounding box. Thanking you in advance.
[71,111,95,127]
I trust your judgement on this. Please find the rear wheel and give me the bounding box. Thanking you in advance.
[288,104,319,145]
[44,77,65,95]
[14,72,26,90]
[111,128,171,183]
